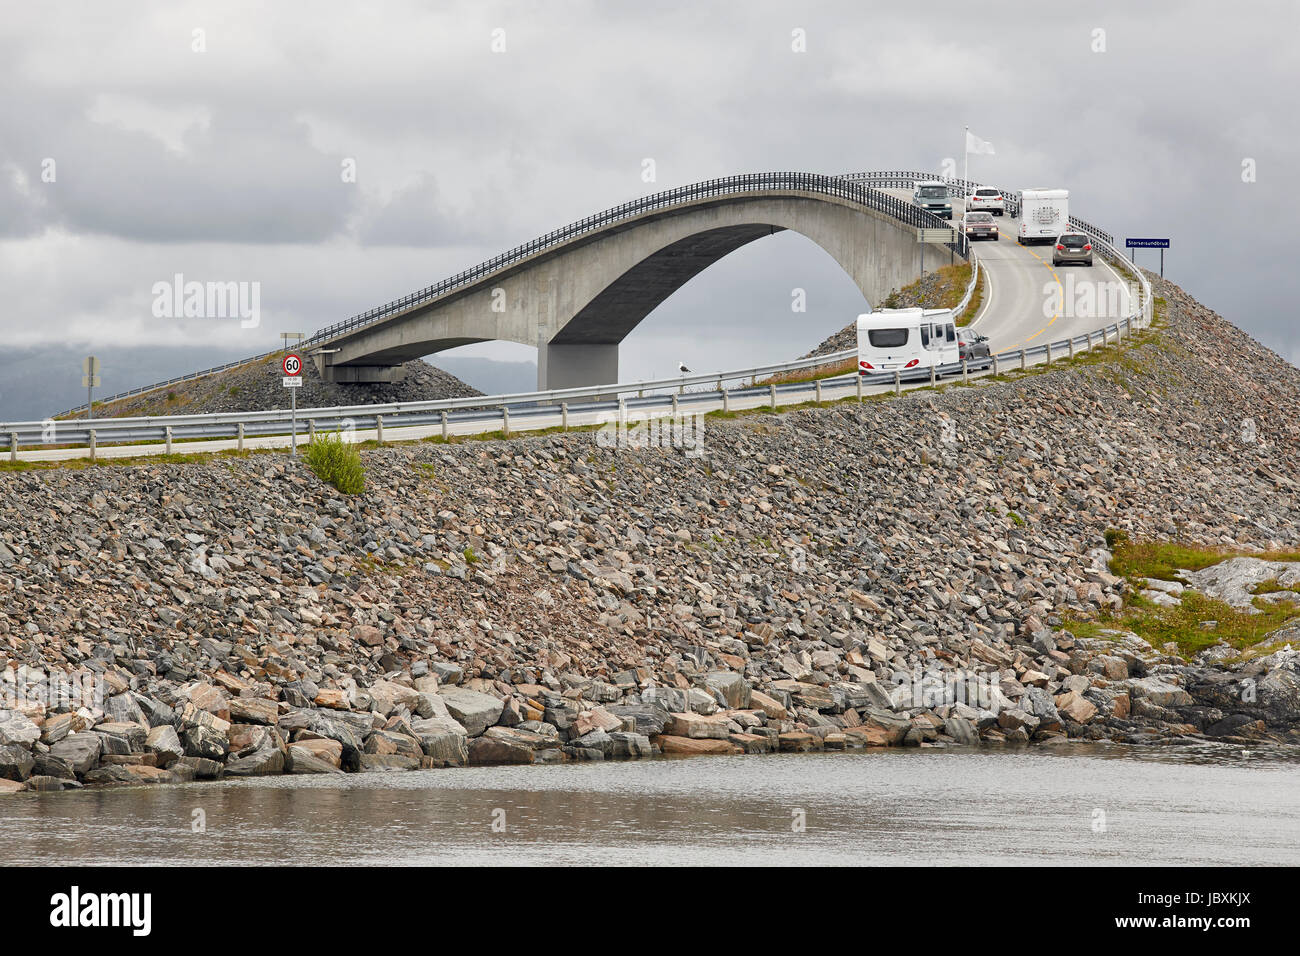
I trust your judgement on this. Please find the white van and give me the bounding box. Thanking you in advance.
[1018,188,1069,244]
[856,308,959,376]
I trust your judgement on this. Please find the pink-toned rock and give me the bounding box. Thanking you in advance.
[314,688,350,710]
[290,738,343,767]
[657,736,741,756]
[1055,691,1098,724]
[228,696,279,725]
[187,683,230,720]
[748,690,788,720]
[664,712,733,740]
[572,707,622,738]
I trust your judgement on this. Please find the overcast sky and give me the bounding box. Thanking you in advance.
[1,0,1297,411]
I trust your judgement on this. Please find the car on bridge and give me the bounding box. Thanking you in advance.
[1052,232,1094,267]
[957,328,992,367]
[962,211,999,241]
[912,181,952,219]
[967,187,1005,215]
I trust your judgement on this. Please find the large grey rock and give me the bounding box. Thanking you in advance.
[1022,686,1061,724]
[105,692,148,726]
[49,734,103,776]
[1127,677,1194,708]
[411,715,468,767]
[181,724,229,761]
[0,743,35,781]
[0,711,40,747]
[607,703,670,736]
[225,747,285,777]
[943,716,979,745]
[1182,557,1300,609]
[144,725,184,767]
[438,687,504,737]
[704,672,751,709]
[609,731,654,757]
[358,753,420,772]
[93,722,147,753]
[287,746,346,774]
[173,756,224,780]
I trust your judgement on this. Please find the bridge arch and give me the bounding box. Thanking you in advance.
[310,174,956,387]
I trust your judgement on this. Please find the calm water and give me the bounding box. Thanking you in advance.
[2,742,1297,866]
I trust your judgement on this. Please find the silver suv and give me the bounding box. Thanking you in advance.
[1052,232,1093,267]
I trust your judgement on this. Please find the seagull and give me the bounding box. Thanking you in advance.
[678,362,691,374]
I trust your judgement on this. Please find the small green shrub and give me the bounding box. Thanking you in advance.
[304,431,365,494]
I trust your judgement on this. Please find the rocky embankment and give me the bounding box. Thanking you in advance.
[61,355,481,420]
[4,275,1300,793]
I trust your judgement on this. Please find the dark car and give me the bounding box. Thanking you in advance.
[1052,232,1094,266]
[957,328,992,366]
[962,211,999,241]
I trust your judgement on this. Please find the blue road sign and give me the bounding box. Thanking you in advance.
[1126,238,1170,248]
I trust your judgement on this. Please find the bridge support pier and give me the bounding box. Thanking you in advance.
[538,342,618,392]
[312,354,408,384]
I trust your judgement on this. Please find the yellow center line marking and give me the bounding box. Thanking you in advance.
[997,224,1062,351]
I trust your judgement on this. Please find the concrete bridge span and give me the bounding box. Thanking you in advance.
[308,174,959,388]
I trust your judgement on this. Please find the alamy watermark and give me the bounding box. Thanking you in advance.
[596,411,705,458]
[1042,274,1139,320]
[151,273,260,328]
[2,666,105,711]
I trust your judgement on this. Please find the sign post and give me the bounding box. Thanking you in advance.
[917,227,958,279]
[82,356,102,421]
[1125,238,1170,277]
[280,332,305,454]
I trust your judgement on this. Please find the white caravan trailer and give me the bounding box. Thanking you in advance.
[856,307,959,376]
[1018,187,1069,244]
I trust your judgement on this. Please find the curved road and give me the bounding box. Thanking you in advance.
[879,187,1132,351]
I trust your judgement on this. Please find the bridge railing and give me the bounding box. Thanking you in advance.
[303,171,968,346]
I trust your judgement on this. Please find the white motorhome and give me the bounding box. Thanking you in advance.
[1018,187,1069,244]
[856,307,959,376]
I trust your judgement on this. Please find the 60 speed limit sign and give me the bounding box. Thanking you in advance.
[283,353,303,386]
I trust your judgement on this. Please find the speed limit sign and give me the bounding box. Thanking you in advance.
[283,353,302,377]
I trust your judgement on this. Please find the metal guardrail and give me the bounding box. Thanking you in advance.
[5,315,1142,458]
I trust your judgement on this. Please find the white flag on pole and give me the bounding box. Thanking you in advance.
[966,130,995,156]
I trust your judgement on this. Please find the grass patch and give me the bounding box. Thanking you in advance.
[1067,590,1299,658]
[884,262,973,310]
[303,431,366,494]
[0,448,266,472]
[1105,530,1300,582]
[1067,532,1300,657]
